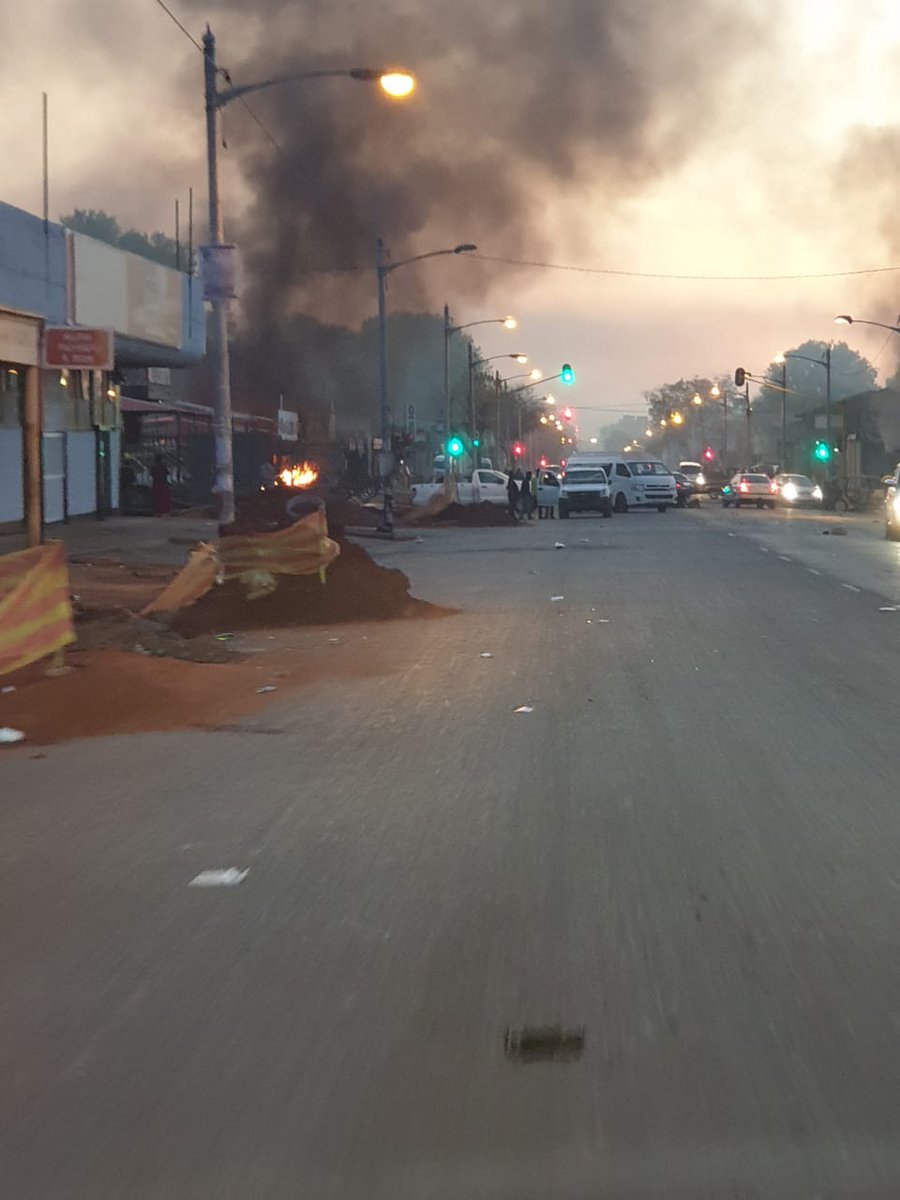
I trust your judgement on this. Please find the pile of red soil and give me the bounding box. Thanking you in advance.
[426,501,517,527]
[172,538,450,635]
[69,559,177,614]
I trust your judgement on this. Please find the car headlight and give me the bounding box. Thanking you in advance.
[782,483,797,501]
[892,494,900,516]
[695,473,705,486]
[812,485,823,500]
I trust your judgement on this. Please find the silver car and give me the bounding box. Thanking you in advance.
[775,474,823,507]
[721,472,779,509]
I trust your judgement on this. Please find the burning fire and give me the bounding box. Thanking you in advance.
[279,462,319,489]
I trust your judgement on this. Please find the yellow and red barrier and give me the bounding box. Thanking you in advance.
[0,542,75,676]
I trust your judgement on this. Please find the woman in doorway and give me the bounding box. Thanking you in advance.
[150,453,172,517]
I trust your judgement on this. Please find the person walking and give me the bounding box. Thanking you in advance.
[150,453,172,517]
[506,470,520,520]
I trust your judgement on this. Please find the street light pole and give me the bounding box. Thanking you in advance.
[203,28,236,527]
[780,357,787,471]
[375,236,392,528]
[442,303,451,435]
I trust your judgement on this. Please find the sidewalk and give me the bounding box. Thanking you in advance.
[0,514,219,567]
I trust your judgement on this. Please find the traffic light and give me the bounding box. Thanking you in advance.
[446,435,464,458]
[560,363,575,385]
[703,447,715,461]
[472,437,480,448]
[734,367,746,387]
[813,440,831,462]
[513,442,524,458]
[563,407,573,421]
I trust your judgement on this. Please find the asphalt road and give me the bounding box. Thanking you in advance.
[5,506,900,1197]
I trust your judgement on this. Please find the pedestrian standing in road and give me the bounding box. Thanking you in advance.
[506,470,520,520]
[522,470,535,520]
[150,454,172,517]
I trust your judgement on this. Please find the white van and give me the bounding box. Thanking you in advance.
[565,453,677,513]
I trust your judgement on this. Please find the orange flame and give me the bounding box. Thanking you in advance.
[279,462,319,489]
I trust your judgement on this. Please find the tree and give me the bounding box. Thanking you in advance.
[60,209,181,269]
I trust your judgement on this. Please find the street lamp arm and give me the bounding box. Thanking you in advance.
[508,371,561,395]
[215,67,390,108]
[384,244,476,274]
[780,352,828,369]
[449,317,510,334]
[834,315,900,335]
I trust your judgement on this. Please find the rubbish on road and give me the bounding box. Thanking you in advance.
[189,868,249,888]
[597,618,611,623]
[822,527,847,536]
[256,685,277,693]
[328,636,340,643]
[579,538,590,544]
[512,705,534,714]
[216,633,235,641]
[480,652,493,658]
[504,1024,585,1063]
[0,727,25,745]
[550,595,564,602]
[586,619,592,624]
[1,685,15,694]
[554,542,566,549]
[879,606,898,612]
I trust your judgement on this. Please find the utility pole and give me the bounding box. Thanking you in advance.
[467,341,476,456]
[825,343,832,464]
[780,358,787,472]
[375,236,393,531]
[745,378,752,465]
[442,303,451,435]
[202,27,236,527]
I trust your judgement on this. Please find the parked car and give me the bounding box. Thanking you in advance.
[678,460,707,491]
[774,474,823,507]
[565,453,676,513]
[884,465,900,540]
[721,472,779,509]
[558,466,612,518]
[672,471,696,508]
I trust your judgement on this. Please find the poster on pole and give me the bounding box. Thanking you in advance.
[199,244,239,301]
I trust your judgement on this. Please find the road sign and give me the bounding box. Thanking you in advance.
[43,327,114,370]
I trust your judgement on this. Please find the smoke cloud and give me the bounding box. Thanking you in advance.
[182,0,774,331]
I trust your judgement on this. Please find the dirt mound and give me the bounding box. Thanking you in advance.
[172,538,449,635]
[69,560,177,614]
[73,611,236,663]
[428,502,517,527]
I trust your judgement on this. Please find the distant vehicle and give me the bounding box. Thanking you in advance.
[672,471,696,508]
[774,473,823,507]
[564,453,676,513]
[721,472,779,509]
[884,464,900,540]
[678,460,707,489]
[558,466,612,518]
[410,468,509,507]
[536,468,561,517]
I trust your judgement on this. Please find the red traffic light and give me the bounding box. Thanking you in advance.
[563,407,573,421]
[539,455,548,467]
[513,442,524,457]
[703,447,715,461]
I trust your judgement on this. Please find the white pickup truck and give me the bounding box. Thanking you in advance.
[410,468,509,507]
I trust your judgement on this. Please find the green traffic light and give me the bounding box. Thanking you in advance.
[814,440,831,462]
[560,363,575,385]
[446,436,464,458]
[472,437,480,448]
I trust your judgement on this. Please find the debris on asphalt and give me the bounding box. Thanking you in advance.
[1,686,15,694]
[0,727,25,745]
[550,595,564,602]
[504,1024,585,1063]
[597,618,611,623]
[256,685,277,694]
[554,542,566,549]
[189,868,249,888]
[879,607,898,612]
[823,527,847,536]
[216,633,235,641]
[512,705,534,714]
[480,652,493,658]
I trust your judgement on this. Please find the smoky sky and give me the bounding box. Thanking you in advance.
[179,0,774,332]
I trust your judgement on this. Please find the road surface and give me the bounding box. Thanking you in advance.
[4,506,900,1198]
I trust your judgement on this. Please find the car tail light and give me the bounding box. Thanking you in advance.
[739,481,749,493]
[769,482,778,493]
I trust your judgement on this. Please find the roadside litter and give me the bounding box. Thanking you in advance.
[879,607,897,612]
[512,705,534,714]
[480,652,493,658]
[189,868,249,888]
[256,685,277,694]
[0,727,25,745]
[554,542,566,549]
[550,595,564,602]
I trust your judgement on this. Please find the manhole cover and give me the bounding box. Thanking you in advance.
[504,1025,585,1063]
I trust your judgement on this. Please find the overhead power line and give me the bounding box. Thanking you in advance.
[471,253,900,283]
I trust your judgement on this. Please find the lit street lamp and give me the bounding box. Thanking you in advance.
[443,310,516,435]
[202,26,414,525]
[835,313,900,335]
[375,240,476,529]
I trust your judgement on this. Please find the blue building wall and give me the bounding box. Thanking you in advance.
[0,202,67,322]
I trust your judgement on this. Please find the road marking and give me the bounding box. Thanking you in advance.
[779,556,792,563]
[807,568,822,576]
[842,583,861,593]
